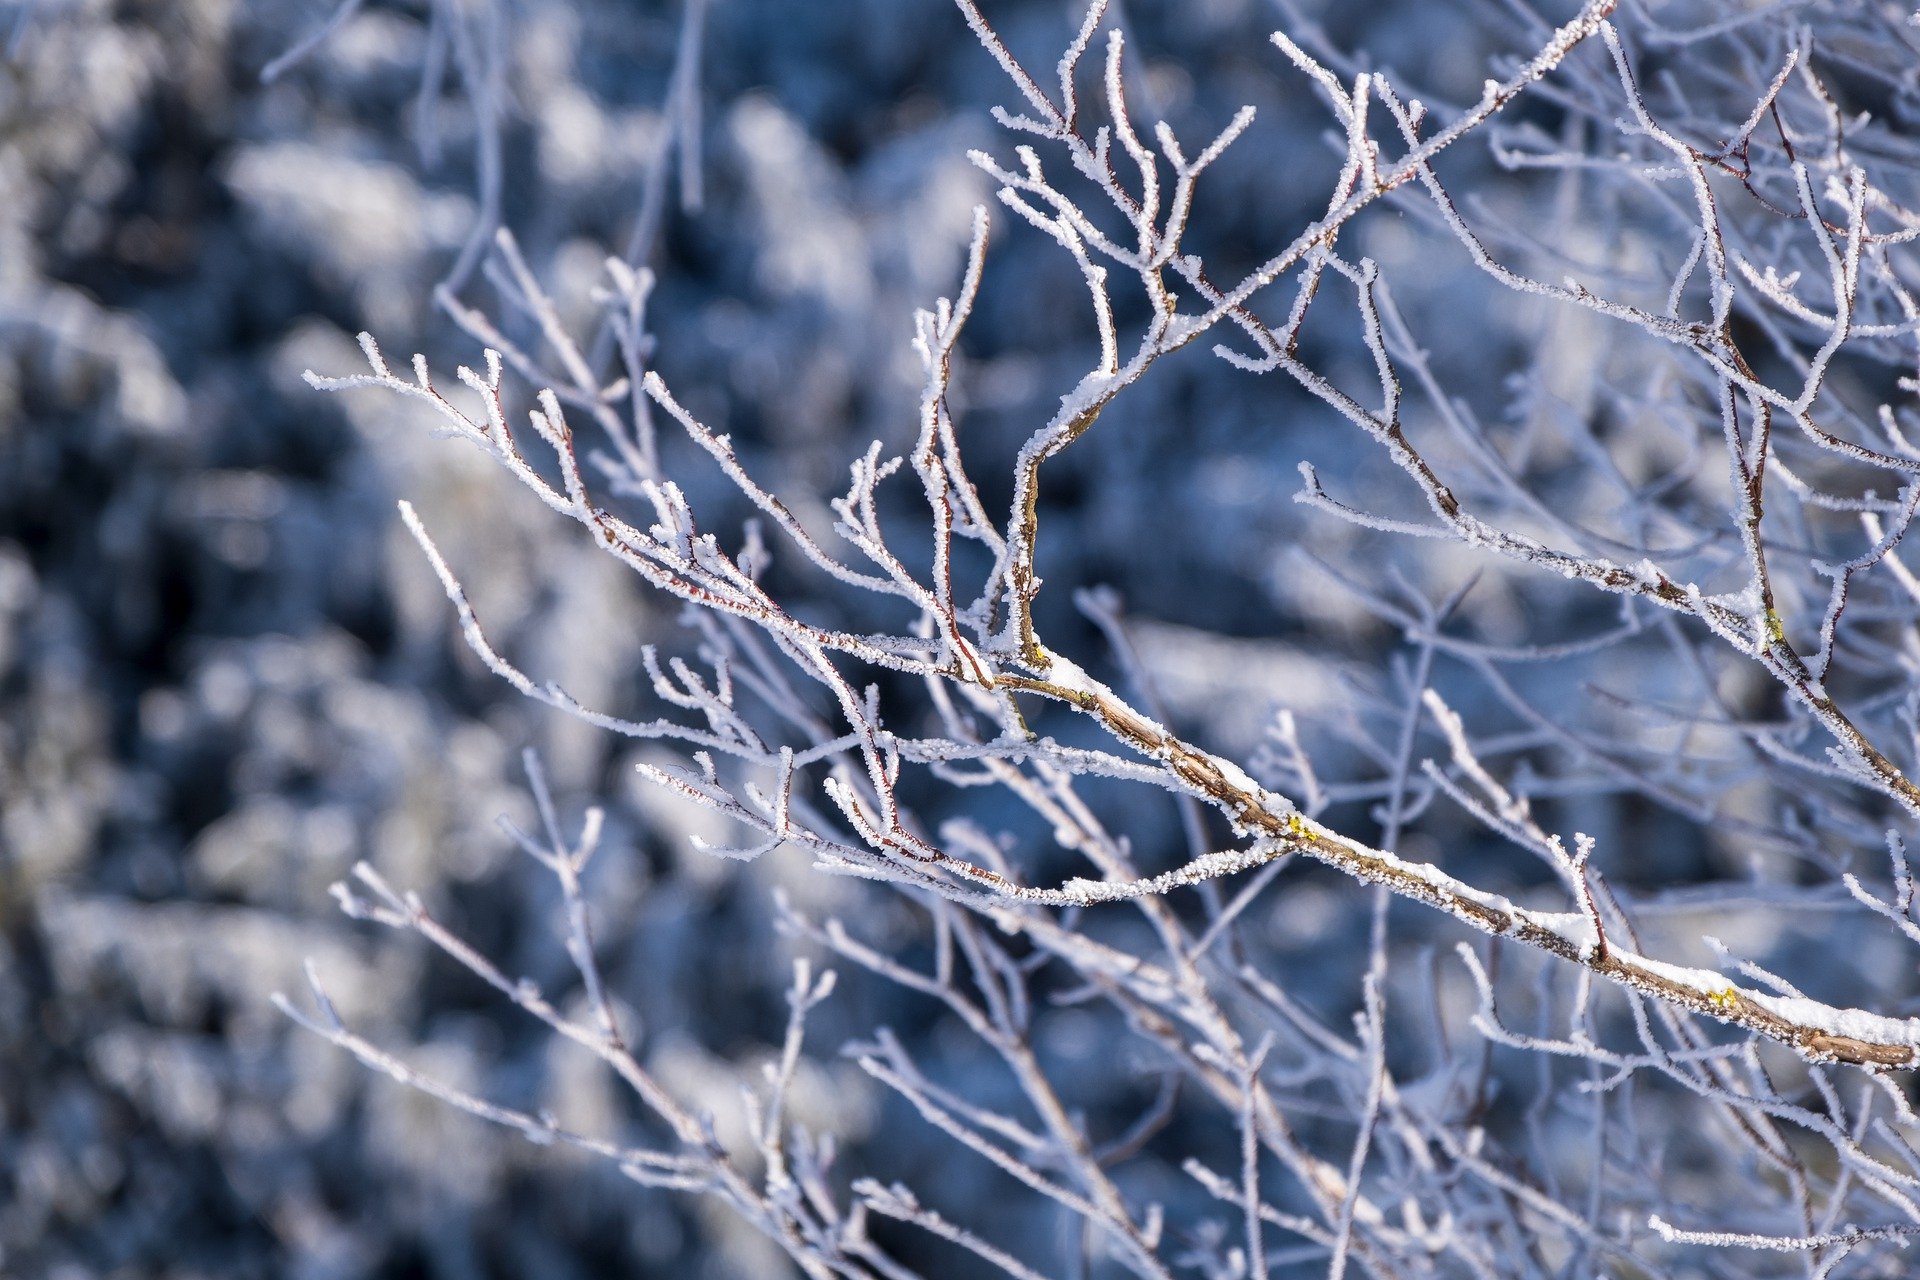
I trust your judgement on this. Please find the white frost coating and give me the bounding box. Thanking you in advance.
[1038,649,1115,702]
[1040,650,1283,807]
[1650,1213,1920,1251]
[1208,752,1270,802]
[1744,993,1920,1048]
[1519,909,1598,952]
[1610,951,1737,996]
[1054,844,1279,904]
[1524,925,1920,1048]
[1514,912,1747,1000]
[1312,822,1525,921]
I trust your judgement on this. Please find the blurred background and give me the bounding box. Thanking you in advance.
[6,0,1910,1275]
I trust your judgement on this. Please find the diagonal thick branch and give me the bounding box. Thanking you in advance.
[1000,656,1920,1071]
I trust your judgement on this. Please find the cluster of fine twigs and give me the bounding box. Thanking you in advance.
[282,1,1920,1275]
